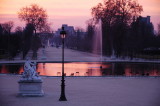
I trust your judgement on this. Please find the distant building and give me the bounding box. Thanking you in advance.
[137,16,151,25]
[54,24,75,37]
[52,24,87,48]
[135,16,154,35]
[62,24,75,36]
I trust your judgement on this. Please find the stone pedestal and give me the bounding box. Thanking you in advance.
[18,79,44,97]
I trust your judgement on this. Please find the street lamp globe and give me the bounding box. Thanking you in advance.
[60,27,66,39]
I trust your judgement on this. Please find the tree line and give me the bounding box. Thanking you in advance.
[0,22,42,60]
[60,0,160,59]
[0,4,48,60]
[90,0,160,59]
[1,2,160,60]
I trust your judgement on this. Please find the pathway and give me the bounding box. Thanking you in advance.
[0,75,160,106]
[0,47,160,63]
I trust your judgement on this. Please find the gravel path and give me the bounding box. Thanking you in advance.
[0,75,160,106]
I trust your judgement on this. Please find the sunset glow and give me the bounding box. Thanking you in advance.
[0,0,160,31]
[36,63,107,76]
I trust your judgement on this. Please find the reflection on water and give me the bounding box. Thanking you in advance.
[0,64,22,74]
[0,62,160,76]
[37,62,106,76]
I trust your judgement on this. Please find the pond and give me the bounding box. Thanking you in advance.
[0,62,160,76]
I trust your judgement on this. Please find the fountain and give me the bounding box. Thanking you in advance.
[92,19,103,62]
[93,19,116,61]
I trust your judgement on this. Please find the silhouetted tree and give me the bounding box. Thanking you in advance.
[74,28,83,50]
[0,21,14,59]
[0,21,23,59]
[0,23,7,57]
[9,33,22,58]
[1,21,14,34]
[40,23,52,33]
[91,0,143,56]
[15,26,23,34]
[158,23,160,36]
[31,35,41,59]
[18,4,48,34]
[129,16,154,54]
[22,23,34,59]
[85,22,95,52]
[0,24,3,36]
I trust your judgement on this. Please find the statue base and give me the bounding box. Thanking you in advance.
[18,79,44,97]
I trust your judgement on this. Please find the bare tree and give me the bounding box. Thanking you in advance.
[15,26,23,33]
[1,21,14,34]
[40,23,52,33]
[92,0,143,26]
[158,23,160,36]
[18,4,48,34]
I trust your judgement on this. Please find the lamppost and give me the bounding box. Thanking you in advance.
[59,26,67,101]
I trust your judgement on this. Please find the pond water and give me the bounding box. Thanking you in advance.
[0,62,160,76]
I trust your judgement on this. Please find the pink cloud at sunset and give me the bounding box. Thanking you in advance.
[0,0,160,31]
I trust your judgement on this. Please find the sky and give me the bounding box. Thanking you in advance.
[0,0,160,31]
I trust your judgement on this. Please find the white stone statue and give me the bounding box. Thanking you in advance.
[21,59,41,80]
[18,59,44,97]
